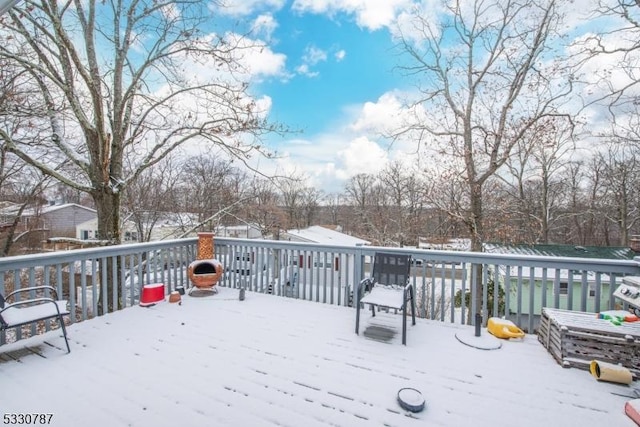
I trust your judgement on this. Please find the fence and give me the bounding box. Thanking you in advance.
[2,236,639,345]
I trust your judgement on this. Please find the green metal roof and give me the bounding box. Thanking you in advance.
[484,242,638,260]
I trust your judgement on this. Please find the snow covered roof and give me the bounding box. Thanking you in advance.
[419,238,471,251]
[485,242,636,260]
[284,225,370,246]
[0,289,634,426]
[21,203,96,217]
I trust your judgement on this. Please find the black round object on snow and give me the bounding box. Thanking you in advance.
[397,387,425,413]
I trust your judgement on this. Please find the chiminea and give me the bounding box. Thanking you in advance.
[187,232,223,293]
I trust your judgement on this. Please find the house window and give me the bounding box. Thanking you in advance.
[313,257,331,269]
[559,282,568,295]
[235,252,252,262]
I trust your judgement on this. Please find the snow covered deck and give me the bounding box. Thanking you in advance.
[0,288,636,427]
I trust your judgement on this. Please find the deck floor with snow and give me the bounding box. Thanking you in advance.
[0,287,637,427]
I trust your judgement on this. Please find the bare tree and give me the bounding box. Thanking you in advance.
[574,1,640,110]
[299,187,323,228]
[276,175,306,229]
[0,0,281,246]
[379,161,426,247]
[499,118,576,243]
[245,177,285,239]
[344,173,377,238]
[122,154,183,242]
[394,0,573,252]
[393,0,574,319]
[0,47,51,255]
[594,142,640,246]
[323,193,343,226]
[0,0,283,311]
[179,152,246,229]
[0,160,49,256]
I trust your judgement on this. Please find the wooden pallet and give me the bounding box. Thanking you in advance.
[538,308,640,378]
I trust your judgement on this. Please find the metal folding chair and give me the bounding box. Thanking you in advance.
[355,252,416,345]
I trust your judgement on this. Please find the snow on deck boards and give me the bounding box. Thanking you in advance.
[0,288,636,427]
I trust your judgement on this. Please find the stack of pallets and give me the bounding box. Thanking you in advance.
[538,307,640,378]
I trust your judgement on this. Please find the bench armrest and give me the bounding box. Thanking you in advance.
[5,285,60,303]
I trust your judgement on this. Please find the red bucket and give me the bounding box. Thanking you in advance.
[140,283,165,307]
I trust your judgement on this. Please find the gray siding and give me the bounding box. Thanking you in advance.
[44,205,96,237]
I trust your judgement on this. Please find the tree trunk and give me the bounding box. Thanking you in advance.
[468,181,485,325]
[1,207,23,256]
[92,188,121,313]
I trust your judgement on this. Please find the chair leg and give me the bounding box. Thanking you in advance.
[402,303,407,345]
[59,315,70,353]
[410,286,416,326]
[355,299,361,335]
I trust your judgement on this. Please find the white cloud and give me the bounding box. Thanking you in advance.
[295,45,328,77]
[302,45,328,65]
[295,63,319,77]
[350,92,405,134]
[222,32,289,80]
[257,134,391,193]
[252,14,279,41]
[292,0,413,30]
[253,91,426,193]
[240,44,289,79]
[336,136,388,177]
[217,0,286,16]
[335,49,346,61]
[390,0,445,44]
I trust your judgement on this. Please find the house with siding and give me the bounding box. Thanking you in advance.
[279,226,370,286]
[282,225,369,247]
[78,212,200,242]
[21,203,97,238]
[484,243,638,328]
[215,223,263,239]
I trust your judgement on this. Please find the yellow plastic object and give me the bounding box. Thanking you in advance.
[487,317,525,339]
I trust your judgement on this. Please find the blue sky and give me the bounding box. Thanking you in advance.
[207,0,421,194]
[203,0,624,195]
[255,12,403,135]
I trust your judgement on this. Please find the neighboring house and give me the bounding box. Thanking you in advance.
[215,223,263,239]
[78,212,201,242]
[216,226,369,299]
[419,237,471,251]
[278,225,370,285]
[282,225,370,247]
[484,243,638,321]
[22,203,97,238]
[76,218,98,241]
[118,212,197,242]
[0,201,21,229]
[76,217,139,242]
[141,212,199,241]
[282,225,370,267]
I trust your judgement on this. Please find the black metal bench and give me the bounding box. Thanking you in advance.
[1,285,71,353]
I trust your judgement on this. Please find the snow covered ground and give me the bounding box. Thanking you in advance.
[0,288,637,427]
